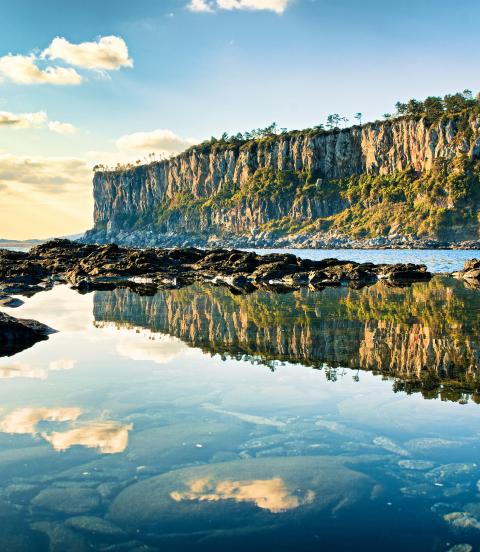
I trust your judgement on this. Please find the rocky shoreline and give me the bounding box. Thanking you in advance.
[83,228,480,251]
[1,239,480,356]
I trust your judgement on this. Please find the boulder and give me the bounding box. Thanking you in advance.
[109,456,378,533]
[0,312,55,356]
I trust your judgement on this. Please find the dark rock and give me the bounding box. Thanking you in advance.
[0,241,440,304]
[378,263,431,282]
[0,295,23,308]
[0,311,56,357]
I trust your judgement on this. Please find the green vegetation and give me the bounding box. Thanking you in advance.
[151,152,480,241]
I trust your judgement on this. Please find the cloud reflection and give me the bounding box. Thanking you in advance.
[170,477,315,513]
[42,421,133,454]
[0,358,75,380]
[0,407,131,454]
[0,407,81,434]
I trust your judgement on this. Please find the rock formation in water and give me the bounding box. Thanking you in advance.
[85,109,480,248]
[0,311,55,356]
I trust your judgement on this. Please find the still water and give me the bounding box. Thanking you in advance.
[1,255,480,550]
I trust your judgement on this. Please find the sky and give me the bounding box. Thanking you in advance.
[0,0,479,239]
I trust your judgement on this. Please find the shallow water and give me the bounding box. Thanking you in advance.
[249,248,480,273]
[0,274,480,550]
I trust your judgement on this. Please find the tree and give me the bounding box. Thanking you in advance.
[444,93,468,113]
[326,113,341,130]
[383,113,392,120]
[354,112,362,125]
[395,101,408,115]
[423,96,444,122]
[405,99,424,116]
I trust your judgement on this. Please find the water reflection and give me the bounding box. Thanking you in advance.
[1,277,480,550]
[170,476,314,513]
[0,407,131,454]
[0,407,81,434]
[0,358,75,379]
[94,277,480,403]
[42,420,132,454]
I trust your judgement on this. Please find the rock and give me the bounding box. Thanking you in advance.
[378,263,431,282]
[0,311,56,357]
[464,259,480,271]
[31,521,89,552]
[444,511,480,530]
[398,460,435,471]
[447,545,473,552]
[109,456,378,532]
[4,483,40,503]
[64,516,124,537]
[405,437,464,451]
[425,463,479,485]
[0,295,23,308]
[372,436,410,457]
[31,487,101,515]
[0,241,439,304]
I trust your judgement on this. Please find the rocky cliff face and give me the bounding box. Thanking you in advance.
[88,114,480,247]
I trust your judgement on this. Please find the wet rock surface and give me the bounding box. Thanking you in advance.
[455,259,480,285]
[0,239,432,299]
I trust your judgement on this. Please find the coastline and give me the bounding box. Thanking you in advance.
[82,228,480,251]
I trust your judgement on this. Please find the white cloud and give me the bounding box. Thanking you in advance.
[0,110,47,129]
[0,152,92,238]
[0,110,78,134]
[116,128,196,156]
[0,152,90,192]
[187,0,291,13]
[42,36,133,71]
[48,120,78,134]
[188,0,215,11]
[0,54,82,85]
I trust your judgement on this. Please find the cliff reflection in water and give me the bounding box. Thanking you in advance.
[93,276,480,403]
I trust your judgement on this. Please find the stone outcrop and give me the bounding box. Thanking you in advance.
[0,240,431,298]
[0,311,55,357]
[85,113,480,247]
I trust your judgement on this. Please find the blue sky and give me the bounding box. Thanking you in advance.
[0,0,479,238]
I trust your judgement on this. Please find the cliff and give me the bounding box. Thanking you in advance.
[86,111,480,248]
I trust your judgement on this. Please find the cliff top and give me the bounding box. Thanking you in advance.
[94,90,480,175]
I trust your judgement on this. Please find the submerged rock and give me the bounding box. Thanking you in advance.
[109,456,378,533]
[372,436,409,457]
[31,521,89,552]
[398,460,435,471]
[444,511,480,530]
[425,463,479,485]
[64,516,124,537]
[31,487,100,515]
